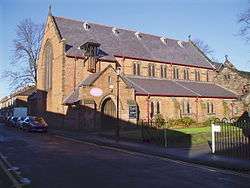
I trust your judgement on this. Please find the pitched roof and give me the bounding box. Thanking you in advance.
[79,65,115,87]
[53,16,214,69]
[64,75,237,105]
[80,72,102,86]
[237,70,250,78]
[125,76,237,99]
[13,86,36,96]
[212,62,223,71]
[63,65,116,104]
[63,87,80,105]
[0,86,36,103]
[213,60,250,78]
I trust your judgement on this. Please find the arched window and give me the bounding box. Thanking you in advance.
[150,101,154,118]
[133,62,140,76]
[195,70,200,81]
[173,67,179,79]
[182,100,191,114]
[184,68,189,80]
[148,64,155,77]
[156,101,160,114]
[44,41,53,91]
[207,102,214,114]
[160,65,167,78]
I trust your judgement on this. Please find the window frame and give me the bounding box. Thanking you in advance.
[156,101,160,114]
[184,68,189,80]
[133,62,141,76]
[108,76,112,85]
[207,102,214,114]
[195,70,201,81]
[150,101,154,118]
[44,41,53,91]
[182,100,192,115]
[160,65,167,78]
[148,64,155,77]
[173,67,179,79]
[206,70,209,82]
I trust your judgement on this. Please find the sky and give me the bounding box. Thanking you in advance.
[0,0,249,98]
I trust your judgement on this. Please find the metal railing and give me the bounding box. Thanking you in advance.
[213,118,250,159]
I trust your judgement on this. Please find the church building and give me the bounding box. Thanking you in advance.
[31,9,244,129]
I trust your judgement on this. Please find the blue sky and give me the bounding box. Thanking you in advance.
[0,0,249,98]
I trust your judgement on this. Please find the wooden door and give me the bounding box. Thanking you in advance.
[101,98,116,129]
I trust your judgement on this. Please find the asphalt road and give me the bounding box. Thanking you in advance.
[0,123,250,188]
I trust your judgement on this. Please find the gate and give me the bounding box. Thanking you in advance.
[213,118,250,159]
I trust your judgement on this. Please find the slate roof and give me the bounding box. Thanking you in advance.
[64,75,238,105]
[63,64,134,104]
[63,87,80,105]
[53,16,214,69]
[212,61,250,78]
[238,70,250,78]
[212,62,223,71]
[125,76,237,99]
[80,72,102,86]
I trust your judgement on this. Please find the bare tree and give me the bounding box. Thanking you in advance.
[238,7,250,43]
[1,19,44,90]
[193,39,214,57]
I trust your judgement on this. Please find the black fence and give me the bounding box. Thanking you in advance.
[99,120,191,148]
[140,120,166,146]
[214,118,250,159]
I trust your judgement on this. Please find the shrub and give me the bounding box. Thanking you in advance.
[180,117,196,128]
[202,116,219,127]
[167,117,196,128]
[154,114,166,128]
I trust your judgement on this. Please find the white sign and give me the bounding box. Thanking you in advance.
[90,88,103,97]
[213,125,221,133]
[211,124,221,154]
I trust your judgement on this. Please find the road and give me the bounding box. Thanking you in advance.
[0,123,250,188]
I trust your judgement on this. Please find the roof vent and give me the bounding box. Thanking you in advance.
[112,27,119,35]
[83,21,90,31]
[160,37,167,44]
[177,40,184,48]
[135,31,142,39]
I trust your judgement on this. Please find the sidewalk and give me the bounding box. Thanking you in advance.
[50,129,250,174]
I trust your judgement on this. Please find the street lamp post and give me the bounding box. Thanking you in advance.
[116,68,121,142]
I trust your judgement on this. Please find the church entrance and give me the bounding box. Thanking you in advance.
[101,98,117,129]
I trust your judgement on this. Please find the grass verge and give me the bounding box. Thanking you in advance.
[173,126,211,146]
[102,126,212,147]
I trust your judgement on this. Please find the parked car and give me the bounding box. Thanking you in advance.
[21,116,48,132]
[9,117,19,127]
[0,115,5,123]
[6,116,11,122]
[16,117,25,129]
[6,116,12,125]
